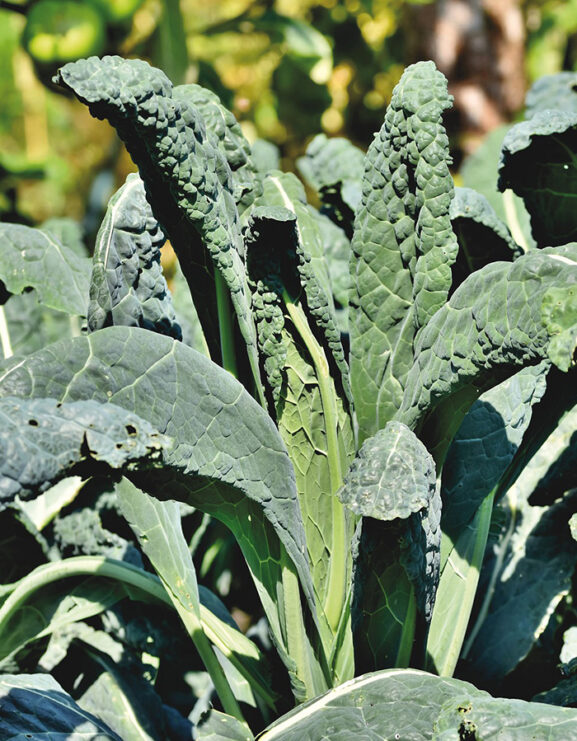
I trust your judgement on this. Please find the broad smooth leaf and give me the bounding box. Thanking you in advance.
[0,327,323,697]
[0,672,122,739]
[525,71,577,119]
[0,397,170,505]
[349,61,458,442]
[0,223,91,316]
[258,669,577,739]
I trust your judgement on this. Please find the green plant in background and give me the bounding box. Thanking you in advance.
[2,55,577,738]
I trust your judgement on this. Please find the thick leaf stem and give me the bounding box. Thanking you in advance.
[0,305,13,359]
[426,492,494,677]
[215,270,239,378]
[283,291,347,633]
[0,556,274,715]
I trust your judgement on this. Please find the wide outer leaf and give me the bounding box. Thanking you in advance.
[525,71,577,119]
[55,56,260,393]
[0,673,122,739]
[498,109,577,247]
[88,172,181,340]
[0,223,91,316]
[349,61,458,441]
[258,668,577,739]
[0,397,169,505]
[0,327,316,668]
[397,245,577,460]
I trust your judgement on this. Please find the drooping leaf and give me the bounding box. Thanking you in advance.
[0,397,170,506]
[339,421,436,521]
[498,109,577,247]
[0,672,122,739]
[349,60,458,442]
[344,422,441,672]
[449,186,520,295]
[55,56,262,400]
[441,363,549,537]
[88,172,182,340]
[462,487,577,685]
[0,223,91,316]
[525,71,577,119]
[0,327,325,699]
[460,125,534,251]
[397,245,577,465]
[258,668,577,739]
[173,84,261,214]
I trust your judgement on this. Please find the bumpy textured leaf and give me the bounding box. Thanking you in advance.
[0,673,122,739]
[244,204,354,639]
[55,56,261,396]
[0,327,318,689]
[498,109,577,247]
[258,669,577,739]
[0,223,91,316]
[342,424,440,671]
[314,212,350,326]
[173,84,261,214]
[349,61,458,441]
[441,363,548,537]
[398,245,577,463]
[339,421,436,521]
[449,186,520,295]
[88,173,181,340]
[0,397,170,505]
[297,134,364,237]
[525,71,577,119]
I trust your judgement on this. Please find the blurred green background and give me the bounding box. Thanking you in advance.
[1,0,577,231]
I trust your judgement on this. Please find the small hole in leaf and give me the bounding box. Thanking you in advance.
[28,419,38,426]
[116,443,123,449]
[125,424,137,436]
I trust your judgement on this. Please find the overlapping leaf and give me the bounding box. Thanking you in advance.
[0,397,170,505]
[55,56,261,398]
[88,172,181,340]
[349,61,458,441]
[397,245,577,463]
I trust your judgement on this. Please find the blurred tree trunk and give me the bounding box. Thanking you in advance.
[404,0,526,156]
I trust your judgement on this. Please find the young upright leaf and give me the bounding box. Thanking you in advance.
[88,172,181,340]
[498,109,577,247]
[173,84,261,214]
[349,61,458,441]
[0,223,91,316]
[245,203,354,645]
[55,56,262,399]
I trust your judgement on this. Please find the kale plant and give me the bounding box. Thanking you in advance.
[2,58,577,739]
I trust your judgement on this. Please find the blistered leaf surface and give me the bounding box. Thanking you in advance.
[349,61,457,441]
